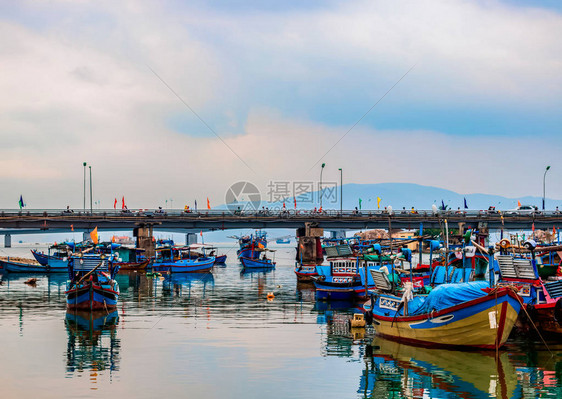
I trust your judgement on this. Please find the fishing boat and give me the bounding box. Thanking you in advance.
[107,245,150,271]
[276,237,291,244]
[0,257,67,273]
[364,279,522,349]
[151,246,215,273]
[65,254,120,311]
[495,240,562,334]
[213,254,227,264]
[313,244,382,301]
[31,246,72,270]
[294,263,319,282]
[240,249,276,269]
[236,231,267,259]
[185,244,227,265]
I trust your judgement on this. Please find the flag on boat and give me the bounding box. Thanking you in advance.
[517,200,521,207]
[532,223,535,232]
[377,197,381,209]
[71,224,74,232]
[441,200,446,210]
[359,198,362,210]
[195,200,198,212]
[553,226,557,240]
[464,197,468,209]
[207,198,211,210]
[18,195,25,210]
[122,196,126,210]
[90,227,99,244]
[200,230,203,237]
[112,235,116,243]
[294,196,297,209]
[114,198,117,209]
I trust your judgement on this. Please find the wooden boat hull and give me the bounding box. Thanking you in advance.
[65,282,120,311]
[371,289,521,349]
[152,257,215,273]
[0,259,66,273]
[114,259,150,271]
[240,257,275,269]
[520,301,562,334]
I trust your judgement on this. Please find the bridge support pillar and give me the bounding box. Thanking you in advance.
[4,234,11,248]
[134,224,155,259]
[296,223,324,266]
[186,233,198,245]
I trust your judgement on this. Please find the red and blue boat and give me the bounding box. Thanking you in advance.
[65,254,120,311]
[240,249,276,269]
[152,246,215,273]
[236,231,267,259]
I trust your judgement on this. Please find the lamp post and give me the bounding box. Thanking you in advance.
[83,162,87,211]
[320,163,326,208]
[338,168,342,214]
[543,165,551,210]
[89,165,93,214]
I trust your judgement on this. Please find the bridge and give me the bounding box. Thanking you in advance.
[0,209,559,235]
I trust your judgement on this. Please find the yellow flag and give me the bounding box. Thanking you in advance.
[90,227,98,244]
[377,197,382,209]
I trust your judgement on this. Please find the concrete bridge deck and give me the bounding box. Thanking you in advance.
[0,209,559,232]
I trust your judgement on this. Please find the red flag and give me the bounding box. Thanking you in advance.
[554,226,557,238]
[200,230,203,237]
[207,197,211,210]
[70,224,74,232]
[122,196,125,210]
[294,197,297,209]
[114,198,117,209]
[282,202,286,209]
[532,223,535,232]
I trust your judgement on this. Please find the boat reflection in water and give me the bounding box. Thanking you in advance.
[157,273,215,298]
[361,337,518,398]
[65,310,120,382]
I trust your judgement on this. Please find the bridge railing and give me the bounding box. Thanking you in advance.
[0,208,560,218]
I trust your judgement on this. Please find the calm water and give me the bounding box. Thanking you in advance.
[1,245,562,398]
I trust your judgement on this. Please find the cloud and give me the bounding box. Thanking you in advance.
[0,1,561,208]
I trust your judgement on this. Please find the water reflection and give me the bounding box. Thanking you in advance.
[65,310,120,382]
[1,249,562,398]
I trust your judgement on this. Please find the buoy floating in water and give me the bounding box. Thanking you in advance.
[266,292,275,300]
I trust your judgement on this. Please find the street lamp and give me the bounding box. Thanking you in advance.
[320,163,326,208]
[83,162,87,211]
[338,168,342,214]
[543,165,551,210]
[89,165,93,214]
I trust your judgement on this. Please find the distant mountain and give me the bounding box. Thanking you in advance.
[263,183,559,211]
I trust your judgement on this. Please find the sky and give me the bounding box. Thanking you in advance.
[1,0,562,210]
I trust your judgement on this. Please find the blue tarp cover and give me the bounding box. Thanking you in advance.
[415,281,489,314]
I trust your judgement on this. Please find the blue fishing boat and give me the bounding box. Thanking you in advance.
[0,258,67,273]
[236,231,267,259]
[152,246,215,273]
[240,255,275,269]
[214,255,227,264]
[65,254,120,311]
[364,281,522,349]
[313,244,382,301]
